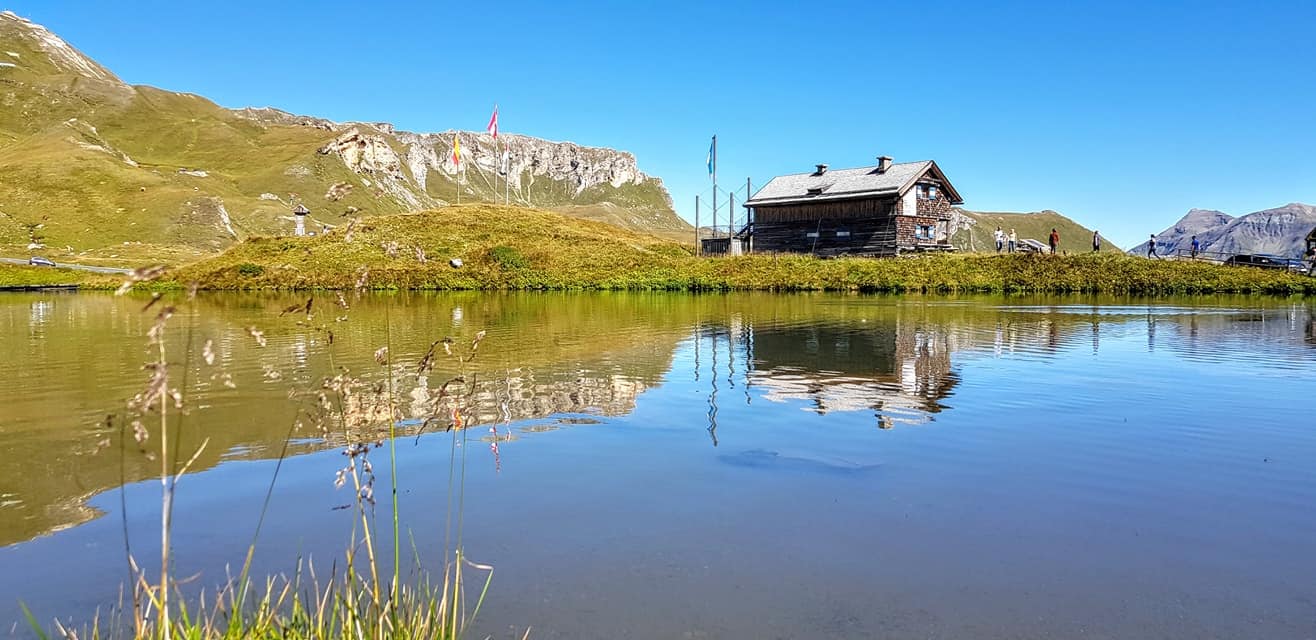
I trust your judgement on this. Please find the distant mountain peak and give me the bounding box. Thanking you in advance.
[0,10,120,82]
[1172,208,1234,230]
[1131,202,1315,257]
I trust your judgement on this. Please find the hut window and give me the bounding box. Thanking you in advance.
[836,230,851,238]
[916,224,935,239]
[806,232,819,238]
[928,186,938,199]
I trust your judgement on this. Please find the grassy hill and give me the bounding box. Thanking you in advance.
[0,11,686,265]
[952,209,1120,254]
[173,204,691,290]
[166,204,1314,295]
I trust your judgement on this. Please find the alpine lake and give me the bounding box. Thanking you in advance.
[1,291,1313,639]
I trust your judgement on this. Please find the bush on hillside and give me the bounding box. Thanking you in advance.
[488,245,530,270]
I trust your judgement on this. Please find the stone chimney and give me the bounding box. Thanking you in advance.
[814,164,828,175]
[876,156,893,173]
[292,204,310,237]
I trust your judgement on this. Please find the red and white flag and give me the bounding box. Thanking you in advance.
[486,105,499,139]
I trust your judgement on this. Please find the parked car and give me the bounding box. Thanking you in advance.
[1222,254,1293,270]
[28,256,56,267]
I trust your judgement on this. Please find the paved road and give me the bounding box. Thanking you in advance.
[0,257,134,275]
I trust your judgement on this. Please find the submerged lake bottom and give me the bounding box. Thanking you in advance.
[1,292,1314,639]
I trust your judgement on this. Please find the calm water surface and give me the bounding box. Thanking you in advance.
[1,292,1314,639]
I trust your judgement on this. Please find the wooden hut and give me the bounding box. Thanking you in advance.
[741,157,964,257]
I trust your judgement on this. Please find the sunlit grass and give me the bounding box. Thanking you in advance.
[162,207,1312,295]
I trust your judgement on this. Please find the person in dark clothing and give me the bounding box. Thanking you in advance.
[1092,230,1101,253]
[1048,228,1060,255]
[1147,234,1158,258]
[1190,235,1200,258]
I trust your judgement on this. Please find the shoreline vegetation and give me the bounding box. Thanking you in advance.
[4,205,1314,295]
[21,274,503,639]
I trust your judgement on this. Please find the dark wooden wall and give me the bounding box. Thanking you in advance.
[751,217,901,257]
[754,197,896,223]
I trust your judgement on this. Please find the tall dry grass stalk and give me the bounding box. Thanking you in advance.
[23,268,506,640]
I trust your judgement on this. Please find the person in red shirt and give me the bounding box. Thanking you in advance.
[1048,228,1060,255]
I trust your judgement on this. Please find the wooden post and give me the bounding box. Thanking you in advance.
[747,177,753,253]
[695,195,701,256]
[729,192,736,238]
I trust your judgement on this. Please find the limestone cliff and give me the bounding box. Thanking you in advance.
[0,10,687,262]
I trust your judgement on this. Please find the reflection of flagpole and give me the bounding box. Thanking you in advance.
[707,327,719,447]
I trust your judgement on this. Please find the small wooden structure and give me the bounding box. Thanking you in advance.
[292,204,310,236]
[700,236,744,256]
[1016,238,1049,254]
[741,156,964,257]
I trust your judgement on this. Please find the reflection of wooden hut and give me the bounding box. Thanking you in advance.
[746,322,956,421]
[292,204,310,236]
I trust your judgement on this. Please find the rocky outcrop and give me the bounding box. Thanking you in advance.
[1131,203,1315,257]
[314,124,661,213]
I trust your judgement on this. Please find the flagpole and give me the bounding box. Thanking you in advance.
[712,134,718,239]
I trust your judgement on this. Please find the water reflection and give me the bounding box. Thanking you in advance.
[695,319,958,430]
[0,293,1312,548]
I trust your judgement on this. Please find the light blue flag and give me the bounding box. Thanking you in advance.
[707,135,716,178]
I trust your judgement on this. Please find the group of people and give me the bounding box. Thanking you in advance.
[993,227,1103,255]
[993,227,1019,253]
[1145,234,1201,259]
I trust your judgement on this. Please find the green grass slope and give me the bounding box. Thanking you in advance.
[0,11,686,265]
[953,209,1120,254]
[169,205,1314,295]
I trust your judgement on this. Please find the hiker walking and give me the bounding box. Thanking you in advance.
[1190,235,1200,259]
[1092,230,1101,253]
[1048,228,1060,255]
[994,226,1005,253]
[1147,234,1158,258]
[1008,228,1017,253]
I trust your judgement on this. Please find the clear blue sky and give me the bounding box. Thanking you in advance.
[9,0,1315,247]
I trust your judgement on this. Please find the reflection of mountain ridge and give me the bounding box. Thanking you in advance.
[3,293,1312,547]
[0,292,686,547]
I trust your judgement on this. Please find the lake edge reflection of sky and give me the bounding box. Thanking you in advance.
[1,292,1314,639]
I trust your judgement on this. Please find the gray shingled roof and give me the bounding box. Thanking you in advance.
[746,160,962,206]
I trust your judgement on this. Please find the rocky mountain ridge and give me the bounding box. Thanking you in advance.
[1129,203,1315,257]
[0,10,685,262]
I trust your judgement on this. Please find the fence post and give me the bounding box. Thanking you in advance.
[695,195,701,256]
